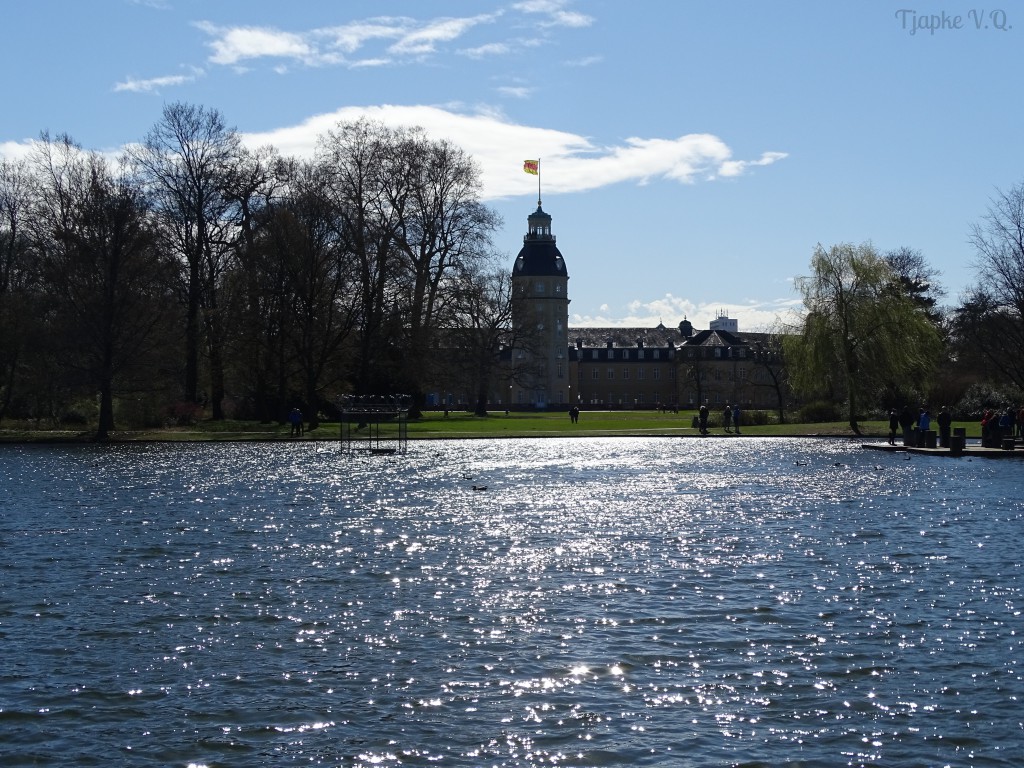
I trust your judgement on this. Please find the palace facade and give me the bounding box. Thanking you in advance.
[430,201,790,413]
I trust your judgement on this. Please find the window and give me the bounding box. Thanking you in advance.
[637,368,645,380]
[592,369,599,380]
[607,368,614,379]
[622,368,630,380]
[653,369,660,380]
[653,350,660,359]
[557,364,563,378]
[535,282,545,293]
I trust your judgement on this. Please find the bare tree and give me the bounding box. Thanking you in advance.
[268,158,360,427]
[31,135,173,440]
[132,102,242,418]
[750,330,790,422]
[0,159,35,421]
[317,120,407,396]
[958,182,1024,389]
[389,129,501,393]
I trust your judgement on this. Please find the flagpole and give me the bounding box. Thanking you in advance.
[537,157,542,207]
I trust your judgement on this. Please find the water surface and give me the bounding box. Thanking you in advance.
[2,438,1022,766]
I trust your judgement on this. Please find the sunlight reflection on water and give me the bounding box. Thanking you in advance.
[2,437,1023,766]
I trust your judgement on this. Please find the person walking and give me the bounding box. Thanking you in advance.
[732,403,742,435]
[723,404,732,434]
[888,408,899,445]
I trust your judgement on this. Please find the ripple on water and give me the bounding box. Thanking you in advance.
[1,438,1023,766]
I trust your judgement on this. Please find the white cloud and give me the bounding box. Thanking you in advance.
[195,22,314,66]
[388,14,497,57]
[462,42,511,58]
[0,140,35,161]
[195,12,499,70]
[113,71,201,93]
[497,85,532,98]
[718,151,789,178]
[239,104,786,200]
[315,19,413,55]
[513,0,594,28]
[193,4,587,72]
[571,294,802,331]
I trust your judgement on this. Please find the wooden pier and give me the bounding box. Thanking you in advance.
[863,439,1024,459]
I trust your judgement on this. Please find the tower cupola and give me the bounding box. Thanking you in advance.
[513,205,567,277]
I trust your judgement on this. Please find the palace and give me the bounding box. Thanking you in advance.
[432,201,790,414]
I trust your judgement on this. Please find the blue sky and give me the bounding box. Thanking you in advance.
[2,1,1021,331]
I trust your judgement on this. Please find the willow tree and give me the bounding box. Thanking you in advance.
[785,242,941,434]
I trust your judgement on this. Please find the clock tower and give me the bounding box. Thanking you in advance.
[510,203,570,408]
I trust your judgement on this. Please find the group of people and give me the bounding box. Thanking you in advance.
[696,403,741,436]
[981,406,1023,445]
[887,405,952,447]
[887,404,1024,448]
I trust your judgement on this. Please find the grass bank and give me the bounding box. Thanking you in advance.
[0,410,982,443]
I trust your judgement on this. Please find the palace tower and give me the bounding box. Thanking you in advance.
[510,204,570,407]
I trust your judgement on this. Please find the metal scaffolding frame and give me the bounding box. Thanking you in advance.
[338,396,410,455]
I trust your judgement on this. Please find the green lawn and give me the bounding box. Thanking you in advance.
[0,410,983,442]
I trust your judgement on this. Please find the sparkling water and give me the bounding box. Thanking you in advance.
[2,438,1022,766]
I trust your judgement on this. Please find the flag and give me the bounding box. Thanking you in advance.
[523,159,539,175]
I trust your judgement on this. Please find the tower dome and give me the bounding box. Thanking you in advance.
[513,205,567,277]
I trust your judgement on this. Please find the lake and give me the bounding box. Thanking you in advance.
[1,437,1022,766]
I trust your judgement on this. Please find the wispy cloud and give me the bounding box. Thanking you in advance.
[239,104,787,200]
[193,13,499,69]
[192,3,585,72]
[462,42,511,59]
[388,14,498,57]
[565,55,602,67]
[513,0,594,28]
[719,151,789,178]
[497,85,532,98]
[113,69,202,93]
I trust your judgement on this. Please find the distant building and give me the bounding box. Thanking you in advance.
[427,201,790,413]
[508,204,570,408]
